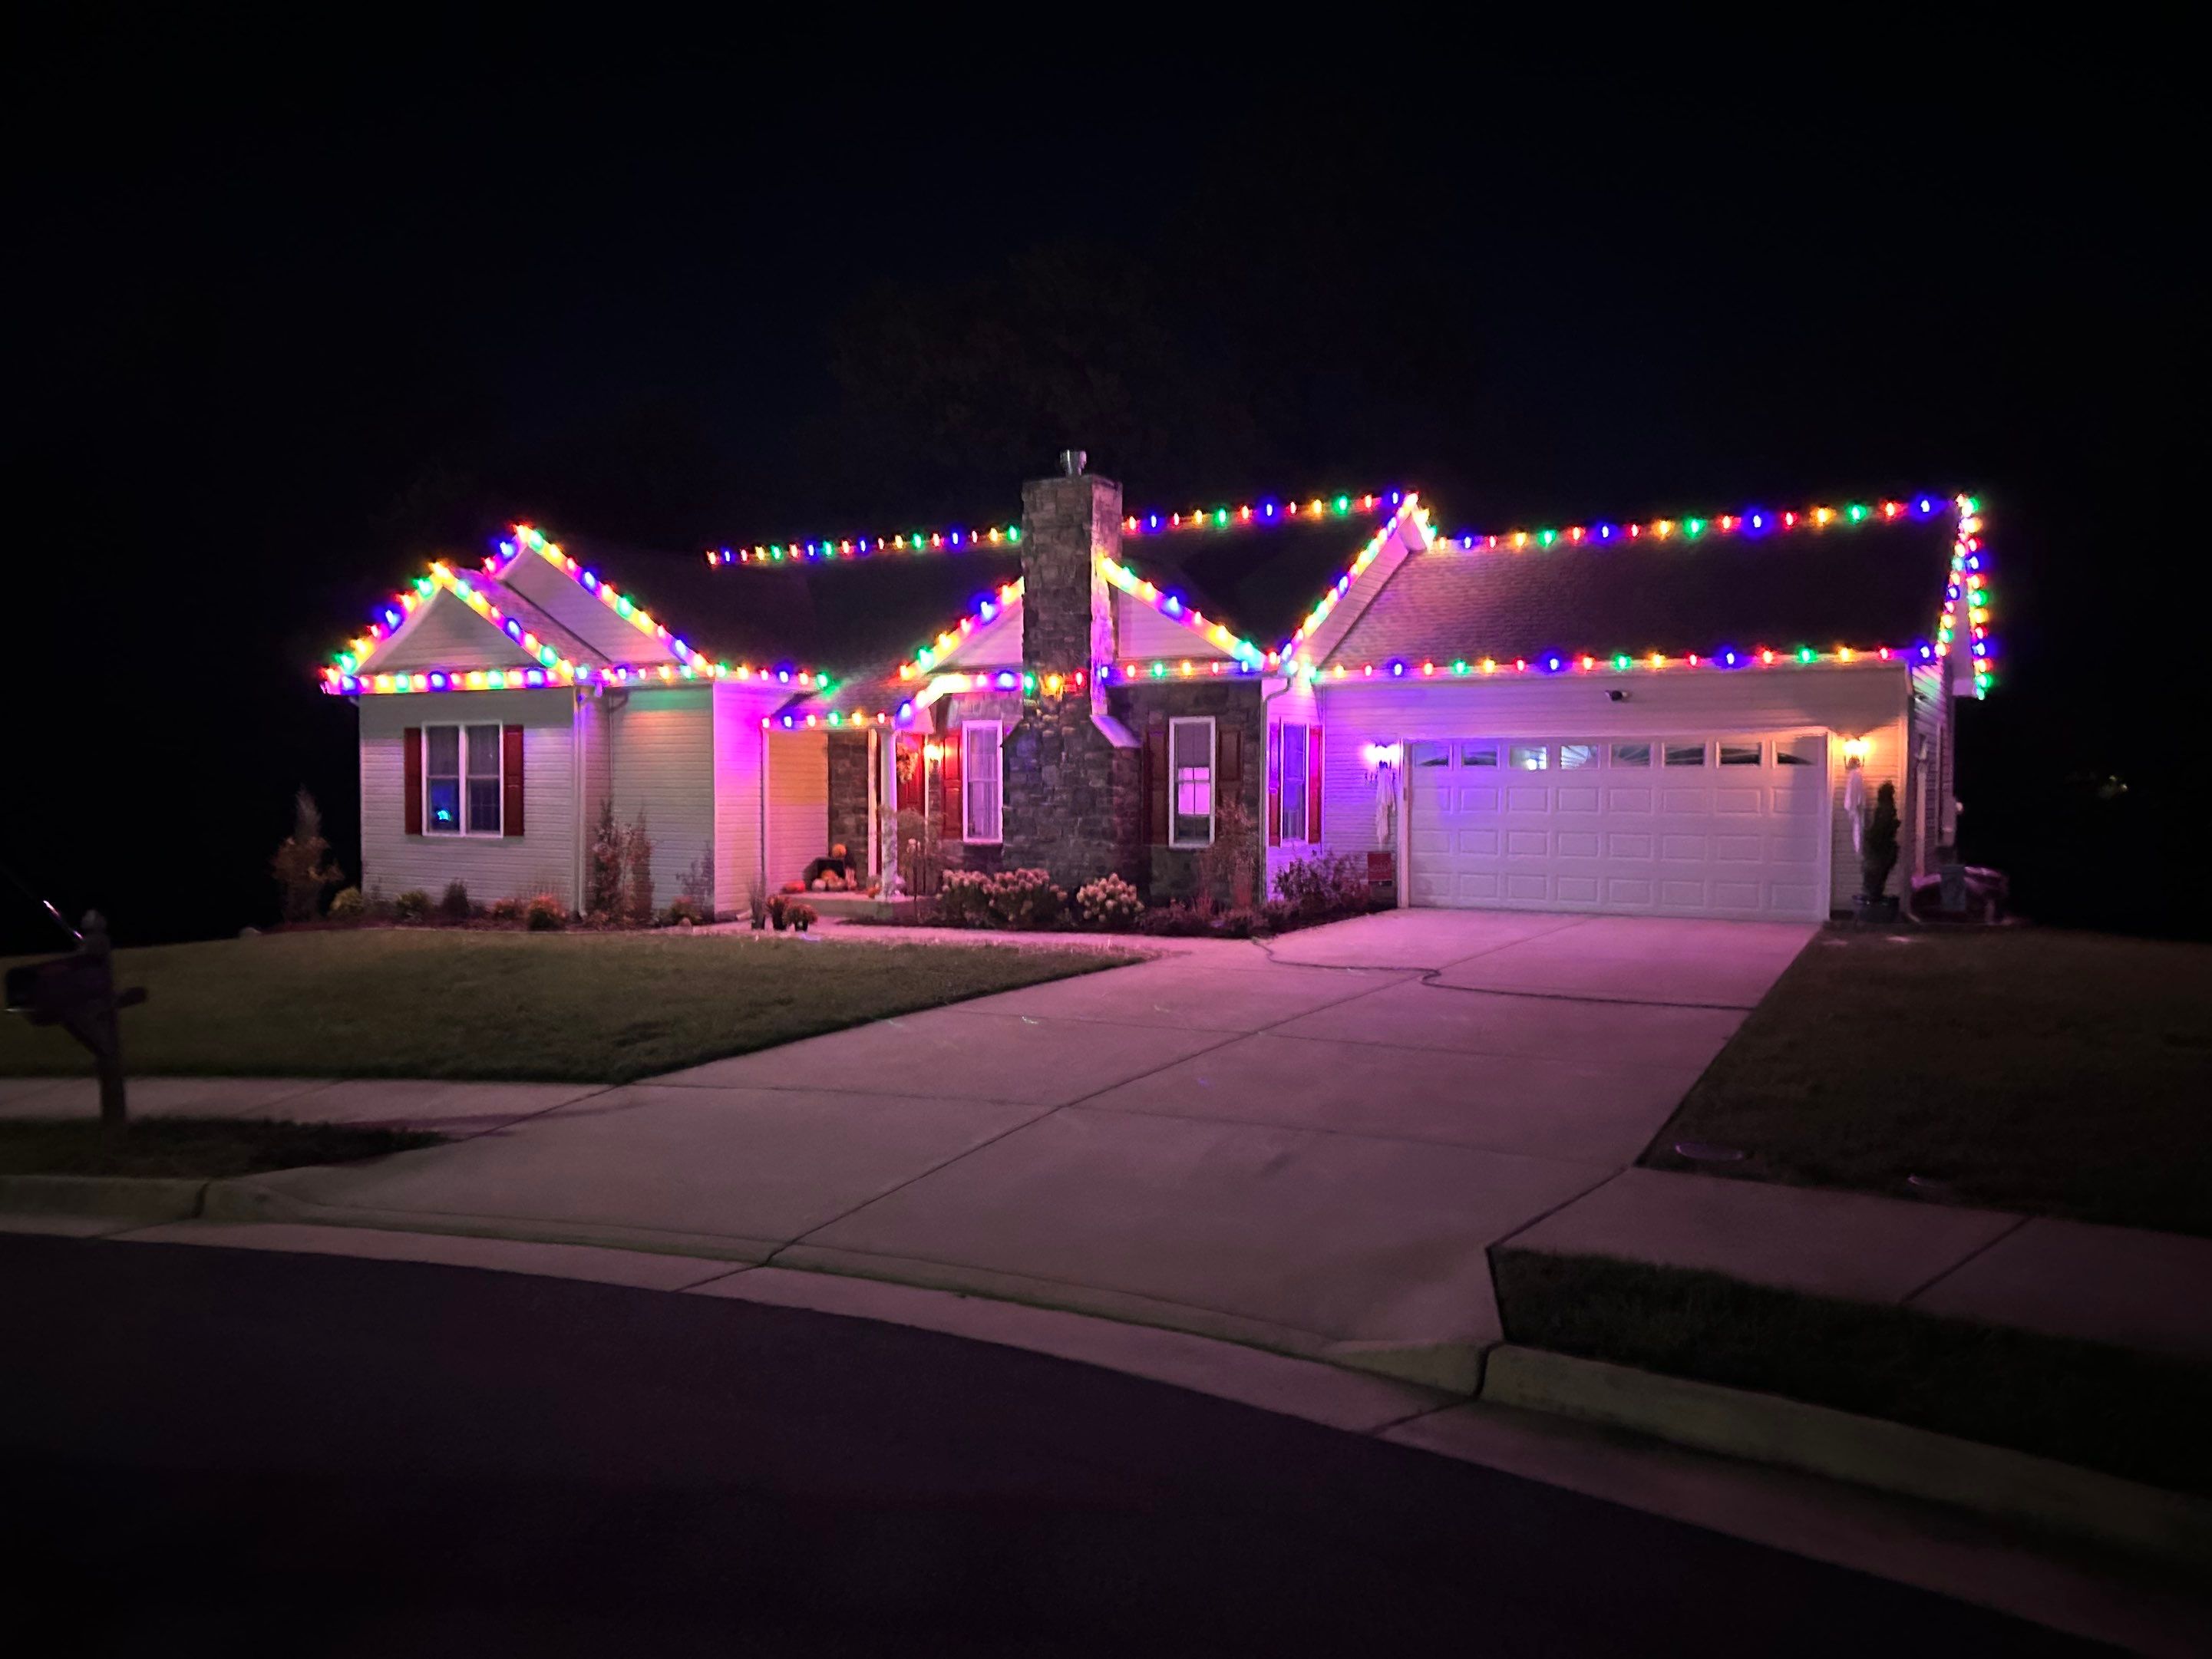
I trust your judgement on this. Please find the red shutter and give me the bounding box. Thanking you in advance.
[1218,725,1242,830]
[1306,726,1319,839]
[939,731,963,841]
[403,727,422,835]
[502,724,525,836]
[1143,716,1169,845]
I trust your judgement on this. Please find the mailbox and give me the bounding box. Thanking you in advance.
[4,914,147,1131]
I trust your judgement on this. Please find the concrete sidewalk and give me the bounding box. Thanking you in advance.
[7,909,2206,1380]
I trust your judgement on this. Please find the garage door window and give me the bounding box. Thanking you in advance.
[1719,742,1762,767]
[1665,742,1707,767]
[1461,743,1498,767]
[1612,742,1652,767]
[1777,736,1822,767]
[1509,744,1549,771]
[1560,743,1600,770]
[1411,741,1450,767]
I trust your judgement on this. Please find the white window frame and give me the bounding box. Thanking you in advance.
[1279,722,1310,844]
[1170,716,1217,848]
[423,722,505,837]
[961,719,1003,845]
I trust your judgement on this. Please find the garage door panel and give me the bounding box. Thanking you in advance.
[1410,731,1827,921]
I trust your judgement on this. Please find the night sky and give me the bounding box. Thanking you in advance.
[8,28,2199,950]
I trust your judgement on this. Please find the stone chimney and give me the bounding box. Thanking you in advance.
[1001,463,1142,885]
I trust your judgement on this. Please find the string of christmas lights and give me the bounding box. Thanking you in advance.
[1121,491,1395,536]
[1281,495,1431,658]
[1098,558,1269,667]
[894,581,1024,681]
[706,523,1022,565]
[1436,493,1950,552]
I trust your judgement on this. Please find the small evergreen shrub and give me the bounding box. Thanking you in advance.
[326,886,365,922]
[393,889,432,923]
[662,895,710,927]
[1273,853,1368,917]
[440,879,472,922]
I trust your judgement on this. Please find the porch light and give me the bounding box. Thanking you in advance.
[1842,737,1870,763]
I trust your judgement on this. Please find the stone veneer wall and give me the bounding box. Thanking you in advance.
[1000,473,1144,889]
[825,730,872,874]
[1111,678,1266,905]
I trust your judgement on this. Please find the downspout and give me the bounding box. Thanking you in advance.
[758,717,769,897]
[572,691,586,912]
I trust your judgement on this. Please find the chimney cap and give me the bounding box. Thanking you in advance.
[1058,448,1087,477]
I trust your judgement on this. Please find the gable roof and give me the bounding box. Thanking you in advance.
[1323,499,1979,680]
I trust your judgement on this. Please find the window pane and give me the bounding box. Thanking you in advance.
[1664,742,1706,767]
[1559,743,1600,770]
[1777,735,1822,767]
[1509,744,1549,771]
[426,778,461,833]
[1460,743,1498,767]
[466,725,502,779]
[425,725,460,774]
[1719,742,1762,767]
[963,724,1002,840]
[468,779,502,833]
[1411,741,1450,768]
[1176,771,1212,817]
[1611,742,1651,767]
[1172,721,1211,767]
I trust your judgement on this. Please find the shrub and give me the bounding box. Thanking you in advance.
[587,800,625,917]
[523,893,566,931]
[745,869,770,927]
[624,809,655,925]
[271,788,344,922]
[1212,906,1260,938]
[1194,798,1261,915]
[486,895,523,923]
[897,807,943,898]
[1075,873,1143,930]
[327,886,365,922]
[1862,781,1900,899]
[1274,852,1368,917]
[1137,902,1210,937]
[787,902,818,932]
[935,869,1066,928]
[662,894,710,927]
[440,879,472,922]
[393,889,432,923]
[677,844,715,914]
[1259,899,1297,933]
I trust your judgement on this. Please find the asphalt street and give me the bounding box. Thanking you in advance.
[0,1234,2089,1656]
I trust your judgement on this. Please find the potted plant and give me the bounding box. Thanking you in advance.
[1857,780,1901,922]
[768,894,789,932]
[787,902,817,934]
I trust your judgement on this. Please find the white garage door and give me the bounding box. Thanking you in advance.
[1408,734,1829,920]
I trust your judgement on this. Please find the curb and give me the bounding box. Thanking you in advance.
[1480,1344,2212,1568]
[0,1173,208,1223]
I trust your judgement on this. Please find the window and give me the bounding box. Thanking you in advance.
[1777,735,1823,767]
[1509,744,1549,771]
[1411,740,1450,767]
[1664,742,1707,767]
[1612,741,1652,767]
[424,724,502,834]
[1560,743,1600,770]
[1719,741,1762,767]
[1461,743,1499,767]
[1280,724,1309,843]
[1170,717,1215,846]
[962,720,1003,843]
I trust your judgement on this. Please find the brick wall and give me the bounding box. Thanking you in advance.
[1112,678,1266,905]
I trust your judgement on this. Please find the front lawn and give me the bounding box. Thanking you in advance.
[0,931,1137,1085]
[0,1118,439,1179]
[1494,1248,2212,1495]
[1643,928,2212,1236]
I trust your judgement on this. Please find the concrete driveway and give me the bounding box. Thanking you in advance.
[229,909,1816,1389]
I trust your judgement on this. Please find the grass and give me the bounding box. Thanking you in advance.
[1493,1248,2212,1496]
[0,1117,440,1179]
[1642,926,2212,1236]
[0,929,1137,1084]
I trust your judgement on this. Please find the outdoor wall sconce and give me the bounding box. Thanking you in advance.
[1841,736,1870,764]
[923,742,943,763]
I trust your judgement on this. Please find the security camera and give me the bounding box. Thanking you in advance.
[1607,689,1629,703]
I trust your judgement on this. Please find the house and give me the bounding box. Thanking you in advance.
[324,462,1994,922]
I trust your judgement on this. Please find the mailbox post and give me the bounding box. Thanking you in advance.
[4,912,147,1137]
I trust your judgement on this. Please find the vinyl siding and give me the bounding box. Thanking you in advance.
[937,598,1023,669]
[1313,664,1910,913]
[368,589,538,672]
[358,688,579,907]
[605,688,715,912]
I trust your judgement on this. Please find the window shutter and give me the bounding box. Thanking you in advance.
[403,727,423,835]
[502,724,525,836]
[939,732,963,841]
[1219,724,1242,794]
[1143,715,1169,845]
[1266,723,1282,846]
[1307,727,1323,843]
